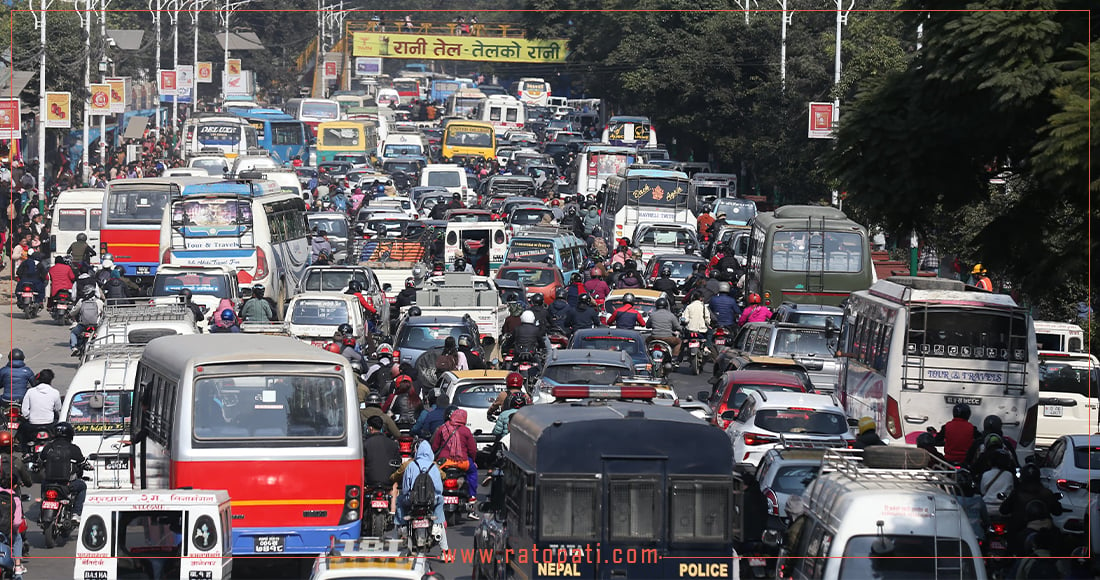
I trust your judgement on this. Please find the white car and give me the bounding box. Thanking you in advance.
[309,538,430,580]
[1038,434,1096,534]
[437,370,513,443]
[285,292,367,346]
[372,196,415,218]
[724,390,853,468]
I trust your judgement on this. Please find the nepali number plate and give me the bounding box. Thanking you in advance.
[411,518,430,529]
[41,500,60,510]
[444,495,460,505]
[370,500,388,509]
[1043,405,1062,417]
[254,535,285,553]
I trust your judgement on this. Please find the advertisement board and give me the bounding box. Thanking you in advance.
[352,32,568,63]
[45,92,71,128]
[808,102,836,139]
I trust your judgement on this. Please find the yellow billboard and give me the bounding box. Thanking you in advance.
[352,32,568,63]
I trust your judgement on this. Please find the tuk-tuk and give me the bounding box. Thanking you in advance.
[74,489,232,580]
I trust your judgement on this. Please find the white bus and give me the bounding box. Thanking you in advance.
[574,144,636,197]
[159,178,310,318]
[283,97,342,137]
[839,277,1040,460]
[475,95,526,137]
[511,77,551,107]
[601,165,695,245]
[602,115,658,148]
[182,115,259,160]
[446,88,486,119]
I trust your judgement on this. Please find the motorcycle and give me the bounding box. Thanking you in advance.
[685,331,705,376]
[441,463,471,526]
[73,324,98,359]
[364,484,393,538]
[648,339,673,379]
[2,403,20,435]
[404,501,439,555]
[513,352,541,389]
[547,327,569,350]
[22,426,52,471]
[39,469,88,548]
[985,515,1011,579]
[15,282,41,319]
[713,326,731,349]
[49,289,73,325]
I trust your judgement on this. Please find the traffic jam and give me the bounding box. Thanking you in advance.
[2,22,1095,580]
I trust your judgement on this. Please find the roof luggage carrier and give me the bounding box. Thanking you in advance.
[777,434,849,450]
[819,447,959,490]
[240,321,291,335]
[81,342,146,362]
[101,300,193,324]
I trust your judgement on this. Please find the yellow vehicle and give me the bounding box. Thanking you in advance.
[315,120,377,164]
[441,120,497,164]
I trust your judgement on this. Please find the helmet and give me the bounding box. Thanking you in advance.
[529,293,544,306]
[611,262,623,272]
[454,257,467,271]
[1020,464,1040,484]
[324,342,342,353]
[405,277,416,289]
[580,293,593,305]
[337,323,354,336]
[983,433,1004,452]
[364,392,383,407]
[458,335,472,348]
[555,287,566,300]
[452,192,461,200]
[971,264,985,274]
[252,284,265,297]
[7,349,24,362]
[506,391,529,410]
[347,280,363,294]
[179,288,193,301]
[54,422,75,440]
[570,273,582,284]
[506,372,524,389]
[77,233,87,242]
[376,343,394,357]
[916,432,935,449]
[660,266,672,278]
[858,416,876,435]
[623,293,635,305]
[747,292,761,304]
[952,403,971,420]
[655,298,669,310]
[983,415,1003,435]
[408,306,422,317]
[718,282,732,294]
[220,309,236,322]
[520,310,536,325]
[81,285,96,298]
[508,303,524,317]
[685,242,696,254]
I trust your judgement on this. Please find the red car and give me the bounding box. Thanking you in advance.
[495,262,563,305]
[705,369,814,430]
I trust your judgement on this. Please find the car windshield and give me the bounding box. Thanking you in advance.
[301,270,369,293]
[786,312,843,329]
[511,209,553,225]
[1038,361,1099,398]
[152,273,229,298]
[397,325,467,350]
[542,364,627,386]
[289,299,350,326]
[839,536,977,579]
[192,374,346,441]
[604,299,657,316]
[499,268,555,287]
[453,382,507,408]
[308,217,348,238]
[572,335,646,361]
[769,465,817,495]
[773,329,835,357]
[754,409,847,435]
[656,260,701,279]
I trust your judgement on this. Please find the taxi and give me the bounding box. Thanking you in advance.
[437,369,514,442]
[601,288,671,331]
[309,538,431,580]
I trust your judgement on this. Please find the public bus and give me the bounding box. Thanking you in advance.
[445,88,486,119]
[744,205,874,307]
[510,77,551,107]
[130,334,363,555]
[315,121,378,165]
[182,115,259,159]
[235,108,310,164]
[100,176,221,283]
[838,276,1039,461]
[475,95,526,137]
[283,98,342,136]
[430,78,475,104]
[504,227,588,283]
[471,385,741,580]
[602,115,658,148]
[391,77,422,104]
[601,165,694,245]
[441,120,497,164]
[159,178,310,318]
[574,144,636,197]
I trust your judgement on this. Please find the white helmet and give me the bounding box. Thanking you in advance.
[101,259,114,269]
[520,310,536,325]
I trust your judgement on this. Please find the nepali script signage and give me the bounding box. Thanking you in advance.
[352,32,568,63]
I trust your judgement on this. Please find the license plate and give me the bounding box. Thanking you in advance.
[311,340,326,347]
[104,457,129,470]
[689,341,700,348]
[20,293,34,297]
[749,558,766,567]
[990,540,1005,551]
[411,518,430,529]
[518,364,532,371]
[34,445,44,453]
[715,339,726,346]
[56,305,68,310]
[1043,405,1063,417]
[41,500,60,510]
[135,266,151,275]
[6,422,17,429]
[444,495,459,504]
[253,535,285,553]
[370,500,388,509]
[551,344,562,349]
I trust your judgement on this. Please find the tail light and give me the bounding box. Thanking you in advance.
[99,242,108,254]
[764,489,779,516]
[743,432,778,446]
[1057,479,1085,491]
[374,491,387,500]
[763,291,771,306]
[444,478,459,490]
[254,248,268,279]
[991,522,1007,535]
[8,408,17,418]
[340,485,361,523]
[161,248,171,265]
[398,435,412,454]
[885,396,902,439]
[45,489,59,500]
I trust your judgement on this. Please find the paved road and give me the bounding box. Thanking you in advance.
[4,297,712,579]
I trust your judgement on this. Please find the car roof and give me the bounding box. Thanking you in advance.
[571,328,645,340]
[652,253,708,263]
[404,316,468,325]
[607,288,665,299]
[728,369,809,387]
[547,349,633,366]
[749,390,839,409]
[498,262,556,270]
[291,292,357,302]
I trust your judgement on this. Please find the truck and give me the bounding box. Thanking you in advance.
[400,271,509,342]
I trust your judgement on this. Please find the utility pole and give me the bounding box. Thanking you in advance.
[149,0,162,138]
[168,0,180,134]
[80,0,92,175]
[778,0,791,91]
[734,0,757,24]
[99,0,108,164]
[832,0,855,127]
[33,0,52,191]
[190,0,207,115]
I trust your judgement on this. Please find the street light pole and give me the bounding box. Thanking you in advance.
[81,0,91,175]
[778,0,791,92]
[99,0,108,165]
[150,0,162,138]
[169,0,179,134]
[35,0,51,191]
[190,0,206,115]
[832,0,855,127]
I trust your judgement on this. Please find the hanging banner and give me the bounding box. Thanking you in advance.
[196,61,213,83]
[177,65,194,90]
[323,61,338,79]
[808,102,836,139]
[226,59,242,76]
[105,77,128,113]
[355,57,382,76]
[89,84,111,115]
[44,92,71,128]
[0,100,20,139]
[158,70,177,95]
[351,32,569,63]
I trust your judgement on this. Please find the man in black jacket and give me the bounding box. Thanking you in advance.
[363,415,401,519]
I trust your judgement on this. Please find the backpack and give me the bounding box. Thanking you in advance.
[78,299,100,325]
[0,490,13,535]
[42,442,75,482]
[104,277,126,298]
[435,354,457,372]
[408,460,436,508]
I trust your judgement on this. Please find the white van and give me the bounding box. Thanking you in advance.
[260,168,303,197]
[420,163,472,204]
[379,133,426,165]
[777,448,987,580]
[1034,319,1086,354]
[50,187,105,264]
[75,489,233,580]
[477,95,526,136]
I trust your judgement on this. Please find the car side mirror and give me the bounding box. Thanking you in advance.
[996,492,1007,500]
[847,418,859,427]
[383,283,392,292]
[720,409,738,421]
[473,429,483,436]
[697,390,710,402]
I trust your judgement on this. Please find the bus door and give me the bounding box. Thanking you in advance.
[445,224,507,274]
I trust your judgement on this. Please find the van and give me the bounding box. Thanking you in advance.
[1036,351,1099,446]
[1034,319,1086,354]
[444,221,508,275]
[777,448,987,580]
[50,187,105,264]
[261,169,303,197]
[477,95,526,136]
[379,133,426,165]
[420,163,472,204]
[504,227,588,282]
[75,489,233,580]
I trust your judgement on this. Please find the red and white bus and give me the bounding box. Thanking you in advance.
[391,77,422,104]
[283,98,342,137]
[131,334,364,555]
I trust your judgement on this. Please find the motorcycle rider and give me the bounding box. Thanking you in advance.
[310,229,333,264]
[0,431,34,491]
[453,256,473,273]
[457,336,485,371]
[565,273,589,308]
[20,369,61,447]
[615,261,644,289]
[512,311,546,358]
[65,232,96,267]
[709,283,741,334]
[646,298,682,359]
[0,474,26,577]
[239,284,275,322]
[360,392,401,439]
[0,350,35,406]
[178,289,205,325]
[853,417,886,448]
[573,293,602,330]
[650,266,679,299]
[396,440,448,550]
[68,285,102,356]
[583,268,611,302]
[346,281,379,335]
[1000,464,1064,555]
[487,372,528,420]
[737,292,770,326]
[15,251,47,303]
[610,293,644,329]
[931,403,980,465]
[547,288,576,335]
[386,375,421,430]
[606,262,625,288]
[681,292,713,362]
[208,309,242,333]
[339,334,365,366]
[966,414,1019,470]
[492,392,529,437]
[396,278,418,308]
[46,256,76,308]
[527,293,551,329]
[39,422,87,524]
[413,394,451,440]
[431,408,479,519]
[501,302,524,336]
[363,415,401,512]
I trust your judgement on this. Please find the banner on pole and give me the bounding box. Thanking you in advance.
[227,59,242,76]
[105,77,128,113]
[45,92,71,128]
[89,84,111,115]
[808,102,836,139]
[323,61,338,79]
[351,32,569,63]
[177,65,194,90]
[0,100,20,139]
[158,70,178,95]
[354,57,382,76]
[196,62,213,83]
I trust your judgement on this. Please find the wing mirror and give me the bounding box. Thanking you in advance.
[697,390,711,402]
[720,409,738,421]
[383,283,393,292]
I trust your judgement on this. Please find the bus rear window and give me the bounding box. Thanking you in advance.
[172,198,253,232]
[107,188,171,224]
[839,536,977,579]
[540,479,598,540]
[770,231,863,273]
[58,209,87,231]
[623,178,688,207]
[154,273,229,297]
[290,299,350,326]
[426,172,462,188]
[321,127,360,147]
[196,124,241,145]
[193,374,346,441]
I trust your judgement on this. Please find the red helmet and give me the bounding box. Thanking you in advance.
[506,372,524,389]
[324,342,342,354]
[748,292,762,305]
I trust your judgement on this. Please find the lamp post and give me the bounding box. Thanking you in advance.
[778,0,792,91]
[148,0,163,138]
[190,0,208,115]
[168,0,180,134]
[99,0,109,164]
[32,0,53,191]
[831,0,855,127]
[219,0,251,99]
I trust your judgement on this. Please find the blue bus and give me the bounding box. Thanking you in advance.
[235,108,310,164]
[430,78,475,104]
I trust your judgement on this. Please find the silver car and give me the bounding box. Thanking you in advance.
[733,322,841,394]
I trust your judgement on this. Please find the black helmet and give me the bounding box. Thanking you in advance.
[555,287,566,301]
[405,277,416,289]
[660,266,672,278]
[55,422,75,440]
[458,335,472,348]
[81,284,96,298]
[579,293,593,305]
[655,297,669,310]
[623,293,635,305]
[252,284,265,297]
[179,288,193,301]
[916,432,935,449]
[611,262,623,272]
[452,192,460,200]
[77,233,88,242]
[337,323,354,336]
[529,293,544,306]
[570,273,582,284]
[1020,464,1041,484]
[364,392,382,407]
[952,403,971,420]
[347,280,363,294]
[408,306,422,317]
[983,415,1003,435]
[454,257,467,271]
[8,349,24,362]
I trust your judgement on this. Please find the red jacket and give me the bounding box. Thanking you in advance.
[942,418,978,463]
[48,263,76,294]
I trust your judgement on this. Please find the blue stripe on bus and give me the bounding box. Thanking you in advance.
[231,521,360,555]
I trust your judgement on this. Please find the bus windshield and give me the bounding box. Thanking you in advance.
[196,124,241,146]
[446,126,494,147]
[193,374,346,441]
[321,127,361,148]
[623,178,689,207]
[106,186,172,224]
[301,101,339,119]
[271,122,305,145]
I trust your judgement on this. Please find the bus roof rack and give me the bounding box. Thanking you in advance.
[819,447,959,489]
[81,341,146,361]
[240,321,291,335]
[771,205,848,220]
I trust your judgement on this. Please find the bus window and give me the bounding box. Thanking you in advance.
[108,188,171,223]
[196,124,241,147]
[907,308,1028,360]
[540,478,598,539]
[770,231,863,273]
[321,127,361,147]
[560,247,576,273]
[272,123,304,146]
[193,374,345,440]
[489,107,502,122]
[58,209,87,231]
[505,108,518,123]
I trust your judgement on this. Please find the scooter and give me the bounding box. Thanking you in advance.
[648,339,673,379]
[685,331,705,376]
[404,501,438,555]
[48,289,73,325]
[15,282,41,319]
